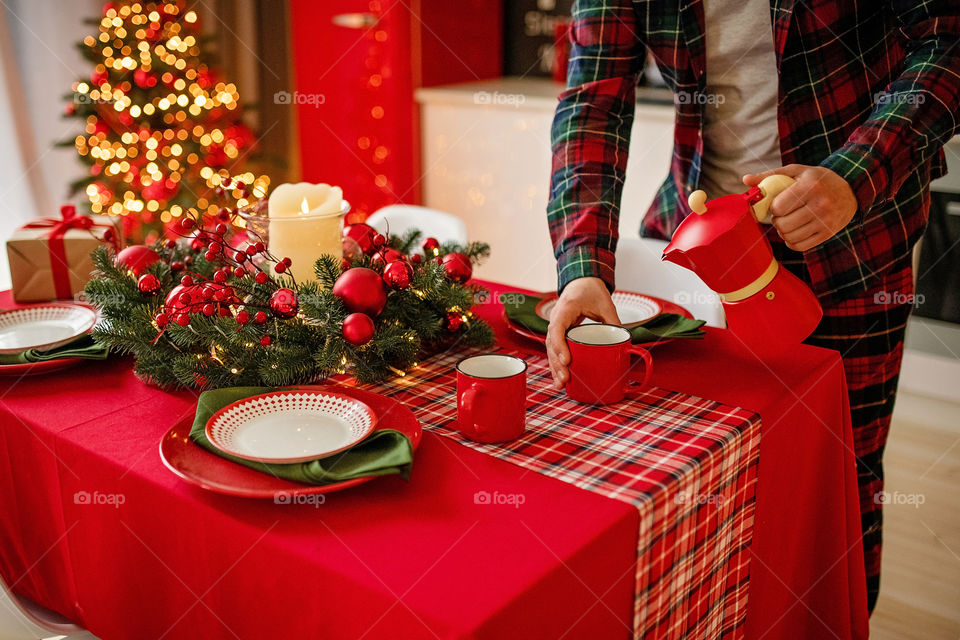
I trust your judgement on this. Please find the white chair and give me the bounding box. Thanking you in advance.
[615,236,726,328]
[0,575,99,640]
[366,205,468,246]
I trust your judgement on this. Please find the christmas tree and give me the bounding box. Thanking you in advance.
[63,0,269,241]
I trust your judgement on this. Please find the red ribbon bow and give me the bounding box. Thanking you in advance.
[23,205,119,299]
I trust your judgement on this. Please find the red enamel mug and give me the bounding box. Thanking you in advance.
[456,354,527,443]
[565,324,654,405]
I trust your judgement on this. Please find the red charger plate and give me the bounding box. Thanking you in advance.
[0,358,86,377]
[159,385,422,498]
[503,291,693,348]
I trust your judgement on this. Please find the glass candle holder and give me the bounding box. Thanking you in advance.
[238,199,350,284]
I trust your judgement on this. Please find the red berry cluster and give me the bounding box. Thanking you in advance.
[143,207,299,344]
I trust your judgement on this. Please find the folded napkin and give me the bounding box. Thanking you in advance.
[504,292,706,343]
[0,335,110,365]
[191,386,414,485]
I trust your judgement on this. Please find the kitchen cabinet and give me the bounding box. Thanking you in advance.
[416,77,674,290]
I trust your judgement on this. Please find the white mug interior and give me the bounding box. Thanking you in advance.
[566,323,630,346]
[457,354,526,379]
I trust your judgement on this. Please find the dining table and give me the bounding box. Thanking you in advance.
[0,282,868,639]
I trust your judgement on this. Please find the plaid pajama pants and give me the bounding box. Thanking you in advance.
[774,240,914,613]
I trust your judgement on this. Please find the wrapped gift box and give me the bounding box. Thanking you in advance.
[6,205,123,302]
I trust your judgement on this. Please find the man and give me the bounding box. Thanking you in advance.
[545,0,958,613]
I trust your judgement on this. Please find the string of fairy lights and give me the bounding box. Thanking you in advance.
[70,1,269,226]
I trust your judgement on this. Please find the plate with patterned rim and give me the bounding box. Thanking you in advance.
[0,304,98,355]
[160,385,422,498]
[205,390,378,463]
[535,291,662,328]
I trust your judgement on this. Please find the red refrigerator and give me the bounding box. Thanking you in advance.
[289,0,503,221]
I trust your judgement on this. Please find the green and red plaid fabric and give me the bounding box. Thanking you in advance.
[352,350,762,639]
[548,0,960,304]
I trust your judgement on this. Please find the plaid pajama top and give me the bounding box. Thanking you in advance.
[547,0,960,304]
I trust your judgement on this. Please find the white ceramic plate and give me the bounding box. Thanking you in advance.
[536,291,662,328]
[0,304,98,354]
[205,390,378,463]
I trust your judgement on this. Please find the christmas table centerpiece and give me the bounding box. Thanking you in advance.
[85,191,494,389]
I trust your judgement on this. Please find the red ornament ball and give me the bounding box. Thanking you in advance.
[269,288,298,319]
[332,267,387,317]
[155,313,169,328]
[372,248,405,268]
[446,312,464,332]
[372,233,386,248]
[411,254,422,265]
[115,245,161,277]
[175,314,190,327]
[133,68,157,88]
[164,285,188,313]
[90,68,109,87]
[137,273,161,295]
[342,313,376,346]
[342,223,377,257]
[442,252,473,284]
[382,260,413,290]
[422,237,440,255]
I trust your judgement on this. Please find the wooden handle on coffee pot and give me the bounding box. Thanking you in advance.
[752,175,796,222]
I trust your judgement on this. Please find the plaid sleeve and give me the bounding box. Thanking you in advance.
[820,0,960,214]
[546,0,643,293]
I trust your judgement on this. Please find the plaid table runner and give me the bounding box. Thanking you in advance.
[350,349,761,639]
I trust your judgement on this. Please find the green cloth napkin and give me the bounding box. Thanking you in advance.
[191,386,414,485]
[504,292,706,343]
[0,335,110,365]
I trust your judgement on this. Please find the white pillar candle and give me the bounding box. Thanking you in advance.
[267,182,344,284]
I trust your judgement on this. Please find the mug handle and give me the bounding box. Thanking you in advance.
[626,345,654,390]
[459,383,483,436]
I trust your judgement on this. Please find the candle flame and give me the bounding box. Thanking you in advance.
[299,197,310,215]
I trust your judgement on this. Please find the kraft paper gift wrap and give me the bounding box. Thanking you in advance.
[6,206,123,303]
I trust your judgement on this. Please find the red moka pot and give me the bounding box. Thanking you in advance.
[661,175,823,353]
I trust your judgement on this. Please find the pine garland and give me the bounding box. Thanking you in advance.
[86,227,495,389]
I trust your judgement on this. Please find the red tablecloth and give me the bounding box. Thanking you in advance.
[0,284,868,639]
[348,348,761,638]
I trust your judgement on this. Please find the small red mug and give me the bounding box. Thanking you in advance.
[565,324,654,405]
[456,354,527,443]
